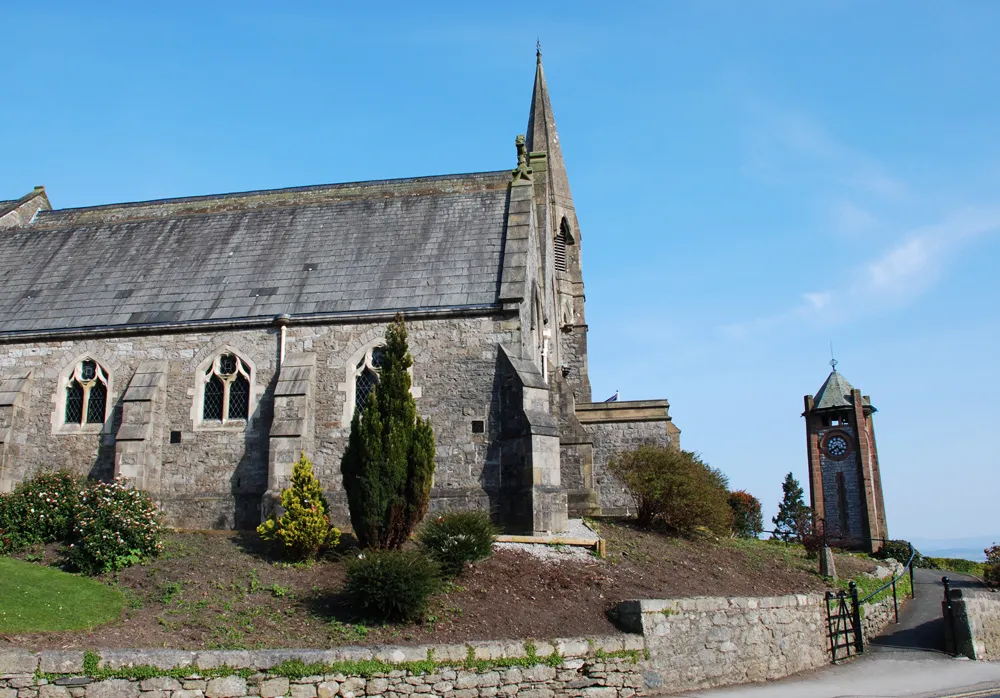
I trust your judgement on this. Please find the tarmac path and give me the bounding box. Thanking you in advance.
[675,569,1000,698]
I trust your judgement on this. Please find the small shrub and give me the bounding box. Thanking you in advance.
[418,510,497,577]
[344,549,440,622]
[66,478,163,575]
[0,470,82,554]
[258,453,341,560]
[608,445,731,534]
[728,490,763,539]
[873,539,920,564]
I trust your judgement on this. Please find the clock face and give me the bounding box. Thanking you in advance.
[823,432,851,460]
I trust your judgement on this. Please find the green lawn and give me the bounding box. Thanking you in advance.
[0,557,124,632]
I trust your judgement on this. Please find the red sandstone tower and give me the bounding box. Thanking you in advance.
[803,361,888,553]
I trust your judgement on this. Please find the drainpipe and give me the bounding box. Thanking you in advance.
[274,314,291,365]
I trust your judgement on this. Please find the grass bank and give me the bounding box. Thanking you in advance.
[0,557,124,632]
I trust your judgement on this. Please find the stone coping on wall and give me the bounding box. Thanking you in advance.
[613,593,825,631]
[574,401,671,424]
[0,636,645,676]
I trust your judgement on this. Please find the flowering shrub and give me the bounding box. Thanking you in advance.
[65,478,163,574]
[985,544,1000,585]
[258,453,341,560]
[727,490,764,539]
[0,470,82,554]
[417,510,496,577]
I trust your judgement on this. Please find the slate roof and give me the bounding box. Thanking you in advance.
[812,370,857,410]
[0,172,511,335]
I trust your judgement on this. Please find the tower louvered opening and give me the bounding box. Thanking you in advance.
[555,217,570,272]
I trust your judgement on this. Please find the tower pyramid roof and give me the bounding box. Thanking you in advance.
[811,370,857,411]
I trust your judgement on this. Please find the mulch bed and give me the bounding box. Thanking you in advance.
[4,520,876,650]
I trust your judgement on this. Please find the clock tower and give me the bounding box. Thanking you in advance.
[803,361,888,553]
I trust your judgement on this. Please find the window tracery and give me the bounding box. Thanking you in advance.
[201,353,251,423]
[64,359,109,425]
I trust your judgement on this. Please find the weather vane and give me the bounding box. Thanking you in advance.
[536,39,542,55]
[829,341,838,371]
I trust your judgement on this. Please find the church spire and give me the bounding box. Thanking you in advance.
[525,47,573,208]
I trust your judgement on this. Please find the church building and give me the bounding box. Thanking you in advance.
[0,51,679,534]
[803,363,887,552]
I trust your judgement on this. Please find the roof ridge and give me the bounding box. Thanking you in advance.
[29,187,508,233]
[40,170,511,216]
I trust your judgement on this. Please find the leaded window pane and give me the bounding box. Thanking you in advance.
[203,375,224,420]
[371,347,386,369]
[229,374,250,420]
[81,360,96,381]
[65,382,84,424]
[355,368,379,413]
[86,381,107,423]
[219,354,237,375]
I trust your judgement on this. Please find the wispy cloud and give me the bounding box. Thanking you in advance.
[724,206,1000,339]
[725,99,1000,340]
[743,101,909,201]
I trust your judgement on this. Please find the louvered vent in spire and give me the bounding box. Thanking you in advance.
[555,217,570,272]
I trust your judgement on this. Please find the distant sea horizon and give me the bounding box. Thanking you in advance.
[909,535,997,562]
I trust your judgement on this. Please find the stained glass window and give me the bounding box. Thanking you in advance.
[229,374,250,419]
[65,383,84,424]
[63,359,108,426]
[86,382,107,423]
[201,353,251,424]
[355,367,379,413]
[219,354,237,375]
[203,374,224,420]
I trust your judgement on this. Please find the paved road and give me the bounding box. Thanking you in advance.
[675,569,1000,698]
[870,568,983,655]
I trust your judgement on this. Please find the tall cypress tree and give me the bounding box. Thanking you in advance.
[341,314,435,549]
[772,472,808,541]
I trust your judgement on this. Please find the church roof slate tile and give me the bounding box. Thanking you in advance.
[0,172,511,335]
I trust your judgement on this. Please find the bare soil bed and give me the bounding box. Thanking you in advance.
[5,519,875,650]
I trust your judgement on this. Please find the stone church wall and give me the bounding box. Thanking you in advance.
[576,401,678,516]
[0,313,517,529]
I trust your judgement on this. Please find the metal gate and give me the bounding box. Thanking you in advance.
[825,581,863,663]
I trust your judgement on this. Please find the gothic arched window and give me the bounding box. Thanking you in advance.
[64,359,109,425]
[202,353,251,423]
[353,346,386,415]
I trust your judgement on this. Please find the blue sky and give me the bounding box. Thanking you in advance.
[3,2,998,545]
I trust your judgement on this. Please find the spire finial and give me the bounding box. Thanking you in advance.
[829,341,838,372]
[536,39,542,63]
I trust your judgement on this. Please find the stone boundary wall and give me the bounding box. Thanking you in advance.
[860,594,897,642]
[859,560,905,642]
[614,594,829,693]
[947,588,1000,660]
[0,636,644,698]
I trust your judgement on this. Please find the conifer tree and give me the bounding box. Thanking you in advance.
[772,472,809,541]
[257,452,341,560]
[340,314,435,549]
